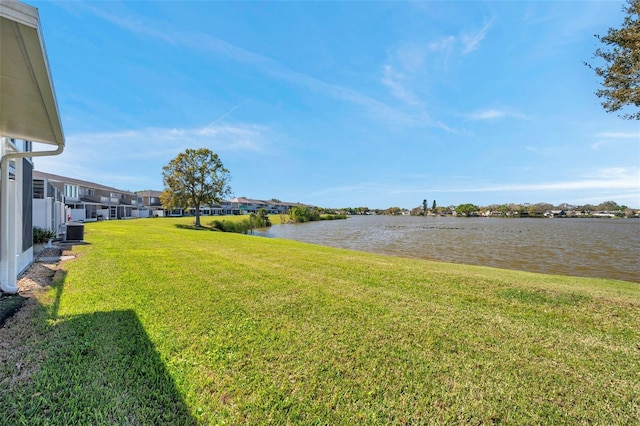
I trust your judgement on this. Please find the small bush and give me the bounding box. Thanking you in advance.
[33,227,56,244]
[288,206,320,223]
[253,209,271,227]
[209,210,271,234]
[320,214,347,220]
[209,219,253,234]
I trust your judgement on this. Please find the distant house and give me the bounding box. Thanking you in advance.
[545,210,566,218]
[187,199,234,216]
[34,171,143,222]
[1,1,65,293]
[150,196,311,217]
[229,197,308,215]
[592,212,617,218]
[135,190,165,217]
[483,210,505,217]
[135,190,238,217]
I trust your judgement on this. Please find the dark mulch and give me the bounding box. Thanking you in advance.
[0,295,27,327]
[0,245,64,328]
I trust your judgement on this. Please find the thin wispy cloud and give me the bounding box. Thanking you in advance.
[426,36,456,71]
[314,168,639,197]
[461,17,495,54]
[437,168,639,193]
[592,131,640,150]
[596,132,639,139]
[467,108,528,121]
[210,99,253,126]
[458,178,638,193]
[429,36,456,53]
[526,146,544,155]
[77,2,449,130]
[381,65,421,106]
[592,141,610,151]
[70,123,270,155]
[409,168,635,193]
[35,121,273,190]
[306,169,639,208]
[380,44,425,107]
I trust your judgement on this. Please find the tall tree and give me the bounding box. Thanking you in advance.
[588,0,640,120]
[431,200,437,212]
[455,203,478,217]
[161,148,231,227]
[422,199,428,215]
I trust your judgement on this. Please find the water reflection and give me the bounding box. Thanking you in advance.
[265,216,640,282]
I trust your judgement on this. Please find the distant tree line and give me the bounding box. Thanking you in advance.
[285,206,348,223]
[318,201,637,218]
[321,206,410,216]
[407,200,637,218]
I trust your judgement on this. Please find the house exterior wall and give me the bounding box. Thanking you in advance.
[34,171,139,222]
[4,152,36,278]
[22,158,33,252]
[15,166,31,275]
[33,173,66,236]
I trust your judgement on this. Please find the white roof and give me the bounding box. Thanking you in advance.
[0,0,64,146]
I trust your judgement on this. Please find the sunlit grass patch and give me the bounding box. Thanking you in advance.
[2,217,639,424]
[498,287,593,306]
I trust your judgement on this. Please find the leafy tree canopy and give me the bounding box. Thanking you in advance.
[588,0,640,119]
[596,200,622,211]
[161,148,231,227]
[289,206,320,223]
[455,203,479,216]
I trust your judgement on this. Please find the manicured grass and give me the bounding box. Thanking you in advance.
[2,217,639,424]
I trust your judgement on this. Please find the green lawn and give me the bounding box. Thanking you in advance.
[2,217,639,424]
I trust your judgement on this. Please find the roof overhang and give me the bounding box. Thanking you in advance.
[0,0,64,147]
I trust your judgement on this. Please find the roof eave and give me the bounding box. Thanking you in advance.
[0,0,65,147]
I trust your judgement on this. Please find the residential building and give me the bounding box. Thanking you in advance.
[34,171,144,222]
[135,190,165,217]
[185,199,234,216]
[133,194,310,217]
[229,197,307,215]
[32,173,65,234]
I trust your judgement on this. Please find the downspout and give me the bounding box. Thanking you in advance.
[1,137,64,294]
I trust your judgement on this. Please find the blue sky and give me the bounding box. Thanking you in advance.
[32,0,639,209]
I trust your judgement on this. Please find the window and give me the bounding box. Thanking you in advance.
[33,180,45,199]
[64,184,79,199]
[85,204,97,219]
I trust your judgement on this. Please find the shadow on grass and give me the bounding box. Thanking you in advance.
[3,274,197,424]
[174,223,212,231]
[0,295,26,327]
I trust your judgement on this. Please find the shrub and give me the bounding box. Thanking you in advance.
[209,219,253,234]
[288,206,320,223]
[253,208,271,227]
[33,227,56,244]
[209,210,271,234]
[320,214,347,220]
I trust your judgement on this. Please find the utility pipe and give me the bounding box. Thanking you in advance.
[1,137,63,293]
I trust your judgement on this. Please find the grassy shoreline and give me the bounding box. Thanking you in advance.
[2,217,639,424]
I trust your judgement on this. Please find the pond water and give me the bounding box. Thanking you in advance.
[261,215,640,283]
